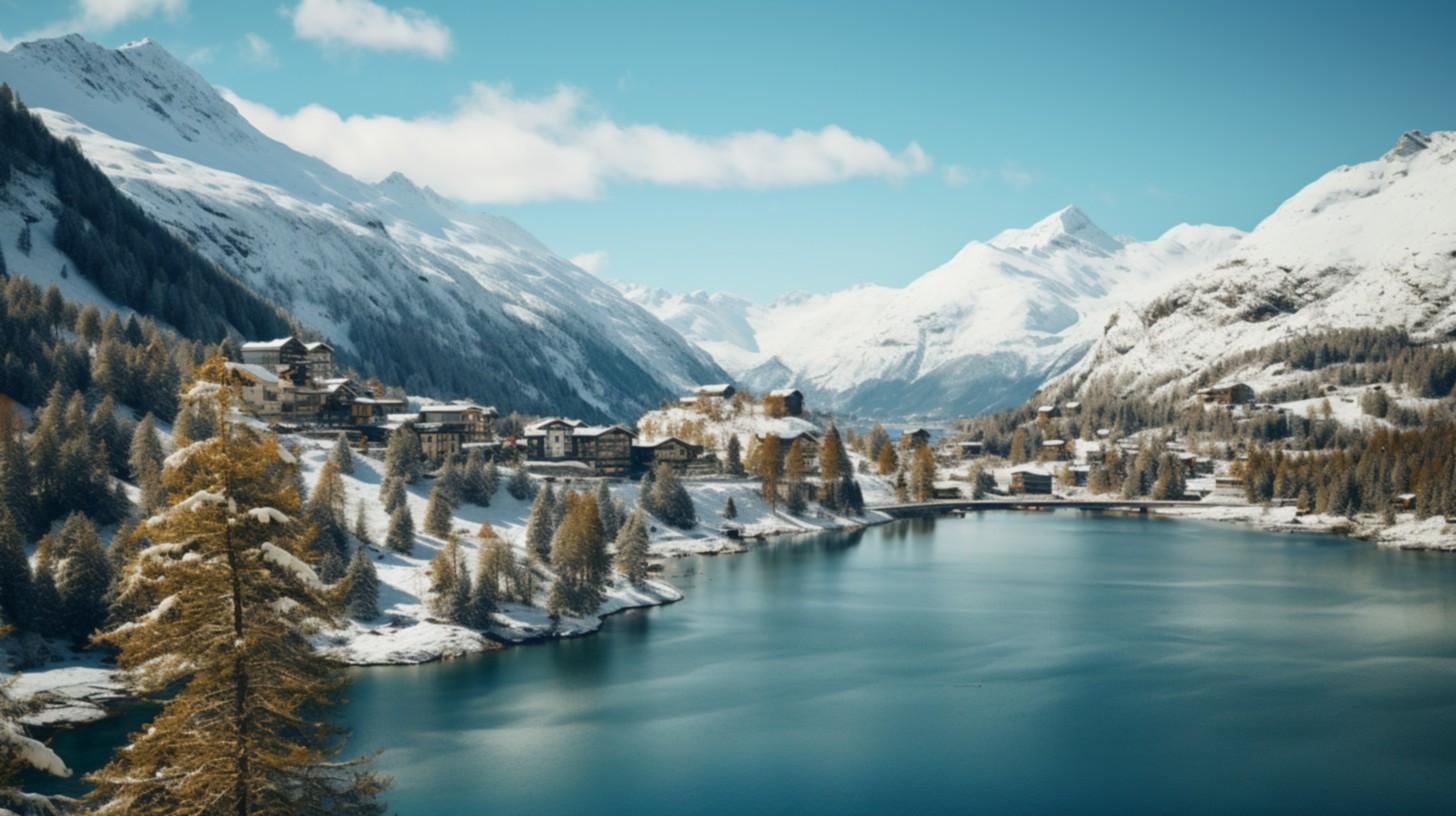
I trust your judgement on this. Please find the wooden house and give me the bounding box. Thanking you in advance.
[694,384,736,401]
[1037,405,1061,424]
[1392,493,1416,511]
[350,397,406,425]
[415,403,498,462]
[240,337,308,369]
[1009,466,1054,495]
[768,388,805,417]
[1063,401,1082,415]
[632,436,705,474]
[225,363,284,419]
[304,341,334,380]
[900,428,932,449]
[1197,383,1256,405]
[572,426,637,476]
[1039,439,1070,461]
[959,441,984,459]
[524,418,585,461]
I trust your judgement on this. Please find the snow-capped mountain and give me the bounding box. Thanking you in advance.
[0,35,726,422]
[619,207,1243,418]
[1058,130,1456,397]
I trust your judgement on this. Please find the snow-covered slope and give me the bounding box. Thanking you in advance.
[1059,130,1456,396]
[0,35,726,422]
[619,207,1242,418]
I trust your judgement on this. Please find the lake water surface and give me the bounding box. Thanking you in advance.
[36,514,1456,814]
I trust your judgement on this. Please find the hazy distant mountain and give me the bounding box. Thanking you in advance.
[619,206,1243,418]
[0,34,726,422]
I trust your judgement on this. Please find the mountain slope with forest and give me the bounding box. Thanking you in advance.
[0,35,726,422]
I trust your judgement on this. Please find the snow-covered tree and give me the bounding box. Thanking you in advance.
[596,480,620,542]
[90,383,386,815]
[353,500,373,546]
[722,496,738,520]
[422,482,456,539]
[329,432,355,475]
[383,423,425,484]
[379,476,406,514]
[547,492,610,619]
[524,484,558,562]
[507,460,532,501]
[385,503,415,555]
[648,463,696,529]
[613,509,649,587]
[344,547,380,620]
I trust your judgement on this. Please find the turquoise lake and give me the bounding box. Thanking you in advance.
[35,514,1456,813]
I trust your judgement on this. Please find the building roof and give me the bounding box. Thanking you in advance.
[353,397,405,406]
[1010,465,1052,476]
[240,337,303,352]
[1064,401,1082,409]
[634,436,700,450]
[1042,439,1066,447]
[574,425,637,438]
[694,384,734,396]
[225,362,280,384]
[769,388,802,398]
[524,417,585,436]
[419,402,498,419]
[304,341,334,353]
[1038,405,1057,412]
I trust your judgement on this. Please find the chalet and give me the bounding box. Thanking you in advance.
[768,388,805,417]
[1037,405,1061,423]
[632,436,705,474]
[572,426,637,476]
[225,363,283,419]
[1040,439,1070,461]
[900,428,932,449]
[1197,382,1256,405]
[1063,401,1082,414]
[1096,428,1111,439]
[754,430,821,468]
[958,441,984,459]
[414,403,498,462]
[1070,465,1090,487]
[1393,493,1417,511]
[694,384,736,400]
[523,418,635,475]
[1009,466,1054,495]
[525,418,585,461]
[931,485,963,500]
[304,341,335,380]
[240,337,308,369]
[350,397,407,425]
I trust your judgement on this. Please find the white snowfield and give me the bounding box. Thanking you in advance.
[618,206,1243,418]
[1060,130,1456,397]
[0,34,725,420]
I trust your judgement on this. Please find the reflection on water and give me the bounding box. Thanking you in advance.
[25,515,1456,815]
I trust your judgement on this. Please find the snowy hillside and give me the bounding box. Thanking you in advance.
[619,206,1242,418]
[1058,130,1456,397]
[0,35,726,422]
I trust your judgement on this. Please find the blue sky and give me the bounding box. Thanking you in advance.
[4,0,1455,300]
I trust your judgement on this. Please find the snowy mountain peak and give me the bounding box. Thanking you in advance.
[987,205,1125,255]
[1385,129,1431,161]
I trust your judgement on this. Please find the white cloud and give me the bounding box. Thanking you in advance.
[942,164,987,188]
[290,0,452,58]
[77,0,186,30]
[223,82,934,204]
[570,250,609,275]
[1000,160,1035,189]
[239,32,278,68]
[0,0,186,49]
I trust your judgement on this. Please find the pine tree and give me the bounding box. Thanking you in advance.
[507,460,532,500]
[649,463,696,528]
[758,434,782,509]
[423,482,456,539]
[129,414,166,515]
[525,484,557,562]
[596,480,620,542]
[910,445,937,502]
[318,550,346,584]
[0,408,38,539]
[385,503,415,555]
[722,496,738,520]
[329,432,356,475]
[90,385,387,814]
[436,459,465,506]
[465,537,501,630]
[427,535,469,623]
[308,458,348,530]
[29,559,61,639]
[56,513,112,644]
[968,463,995,499]
[785,480,808,515]
[462,449,494,506]
[379,476,406,514]
[353,500,373,546]
[819,424,849,484]
[723,435,745,477]
[876,442,897,476]
[344,547,380,620]
[613,510,649,587]
[0,509,32,630]
[547,492,610,618]
[383,423,425,484]
[90,395,129,477]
